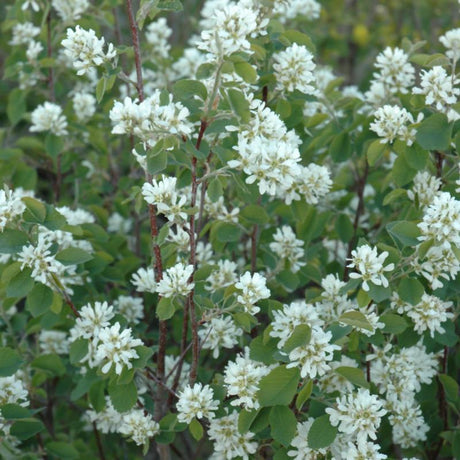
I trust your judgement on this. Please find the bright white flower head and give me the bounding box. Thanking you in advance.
[326,389,387,448]
[131,267,157,293]
[345,441,387,460]
[269,225,305,273]
[205,259,238,291]
[0,187,32,231]
[273,43,317,94]
[56,206,95,225]
[440,28,460,62]
[286,326,340,378]
[199,315,242,358]
[176,383,219,423]
[61,25,116,75]
[114,295,144,324]
[86,396,123,433]
[30,102,68,136]
[223,348,270,410]
[370,105,419,146]
[348,245,394,291]
[235,271,270,315]
[119,410,160,446]
[52,0,89,22]
[407,171,442,207]
[0,373,29,407]
[95,322,143,375]
[156,263,194,298]
[208,410,257,459]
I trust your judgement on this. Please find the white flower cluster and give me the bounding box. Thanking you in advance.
[0,187,33,231]
[198,315,241,358]
[288,418,328,459]
[72,92,96,122]
[269,225,305,273]
[9,22,40,46]
[223,348,270,409]
[61,25,116,76]
[274,0,321,23]
[229,98,332,203]
[145,18,172,60]
[347,244,394,291]
[30,102,68,136]
[273,43,317,95]
[413,66,460,121]
[208,410,257,459]
[440,28,460,62]
[156,263,194,298]
[205,259,238,291]
[114,295,144,324]
[370,104,420,146]
[110,91,192,144]
[176,382,219,423]
[142,176,188,223]
[52,0,89,22]
[198,3,268,60]
[131,266,157,293]
[0,373,29,407]
[234,271,270,315]
[407,171,442,207]
[326,388,387,448]
[39,330,69,354]
[69,301,143,374]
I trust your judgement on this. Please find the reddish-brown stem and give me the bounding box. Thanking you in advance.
[435,151,444,179]
[46,11,55,101]
[197,151,213,234]
[250,195,262,274]
[92,422,107,460]
[126,0,144,102]
[64,295,79,317]
[188,120,208,384]
[343,160,369,281]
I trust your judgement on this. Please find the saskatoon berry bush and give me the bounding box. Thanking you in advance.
[1,0,460,459]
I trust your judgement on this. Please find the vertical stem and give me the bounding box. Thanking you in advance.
[126,0,144,102]
[46,11,55,101]
[93,423,107,460]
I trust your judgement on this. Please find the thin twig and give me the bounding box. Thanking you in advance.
[92,422,107,460]
[46,11,55,101]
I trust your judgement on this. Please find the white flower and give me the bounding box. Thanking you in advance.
[205,260,238,291]
[0,373,29,407]
[418,192,460,249]
[223,348,270,410]
[347,245,394,291]
[274,0,321,23]
[131,267,157,293]
[440,28,460,62]
[176,383,219,423]
[114,295,144,324]
[370,105,419,146]
[199,315,242,358]
[39,330,69,355]
[94,322,143,374]
[86,396,123,433]
[269,225,305,273]
[61,25,116,75]
[208,410,257,460]
[318,356,359,394]
[0,187,32,231]
[26,40,43,61]
[72,92,96,122]
[52,0,89,22]
[326,389,387,448]
[30,102,68,136]
[119,410,160,446]
[286,326,340,378]
[21,0,40,11]
[56,206,95,225]
[156,263,194,298]
[288,418,328,459]
[345,441,387,460]
[145,18,172,59]
[273,43,317,95]
[407,171,442,207]
[10,22,40,46]
[235,271,270,315]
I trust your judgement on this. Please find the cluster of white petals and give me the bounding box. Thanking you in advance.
[52,0,89,22]
[156,263,194,298]
[176,383,219,423]
[30,102,68,136]
[269,225,306,273]
[0,187,32,231]
[199,315,242,358]
[235,271,270,315]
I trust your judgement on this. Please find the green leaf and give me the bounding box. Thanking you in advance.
[108,380,137,412]
[366,139,388,166]
[7,88,26,126]
[227,89,250,123]
[26,283,53,317]
[173,79,207,100]
[269,406,297,446]
[307,415,338,449]
[157,0,183,11]
[335,214,353,242]
[383,188,407,206]
[156,297,176,320]
[416,113,452,151]
[249,336,277,365]
[329,132,352,163]
[10,418,45,440]
[367,284,391,303]
[215,222,241,242]
[386,221,420,247]
[43,205,66,230]
[0,229,29,253]
[240,205,269,225]
[397,277,424,305]
[258,365,300,407]
[392,154,416,187]
[55,247,93,265]
[296,380,313,410]
[439,374,458,403]
[132,345,154,369]
[238,409,260,434]
[69,338,88,364]
[189,418,203,441]
[89,381,106,412]
[233,61,258,84]
[147,149,168,175]
[281,30,316,52]
[0,404,31,420]
[207,177,223,202]
[380,313,408,334]
[45,134,64,159]
[339,310,374,332]
[31,354,66,377]
[335,366,369,388]
[283,324,311,353]
[196,63,215,80]
[22,197,46,223]
[6,268,34,298]
[0,347,23,377]
[96,77,107,103]
[46,442,79,459]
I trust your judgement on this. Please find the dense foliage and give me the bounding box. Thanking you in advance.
[1,0,460,459]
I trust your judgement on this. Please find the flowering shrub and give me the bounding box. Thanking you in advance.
[1,0,460,459]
